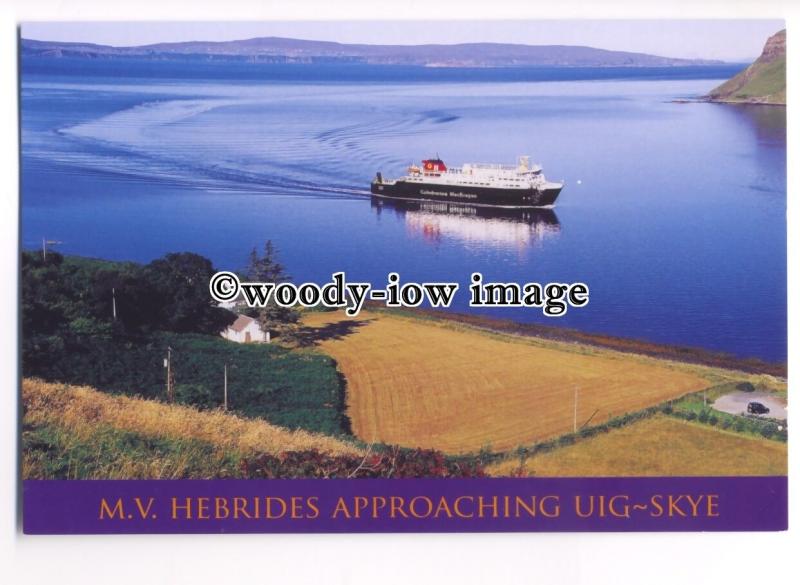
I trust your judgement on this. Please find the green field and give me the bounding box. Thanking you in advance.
[27,332,349,436]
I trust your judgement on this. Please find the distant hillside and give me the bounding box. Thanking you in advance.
[707,29,785,105]
[21,36,723,68]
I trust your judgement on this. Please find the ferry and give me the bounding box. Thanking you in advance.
[371,156,563,208]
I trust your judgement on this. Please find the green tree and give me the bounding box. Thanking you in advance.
[144,252,236,334]
[21,251,71,373]
[245,241,299,339]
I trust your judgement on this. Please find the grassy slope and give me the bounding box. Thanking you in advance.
[710,56,785,104]
[708,30,785,105]
[23,421,245,480]
[303,310,711,454]
[22,378,361,479]
[487,415,787,477]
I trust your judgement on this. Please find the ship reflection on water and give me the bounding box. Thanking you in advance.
[370,197,561,249]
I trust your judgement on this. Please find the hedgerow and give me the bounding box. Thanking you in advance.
[241,448,486,479]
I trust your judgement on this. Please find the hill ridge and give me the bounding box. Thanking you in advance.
[707,29,785,105]
[21,35,724,68]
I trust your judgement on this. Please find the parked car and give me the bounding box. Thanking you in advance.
[747,401,770,415]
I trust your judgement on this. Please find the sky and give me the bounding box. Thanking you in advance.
[21,20,784,62]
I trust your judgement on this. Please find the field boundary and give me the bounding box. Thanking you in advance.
[489,388,788,475]
[363,303,786,377]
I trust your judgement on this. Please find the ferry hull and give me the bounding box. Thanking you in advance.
[370,179,562,208]
[370,196,561,228]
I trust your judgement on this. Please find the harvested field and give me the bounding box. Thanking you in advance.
[487,415,787,477]
[302,311,710,454]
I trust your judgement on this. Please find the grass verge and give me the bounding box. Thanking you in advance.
[22,377,361,480]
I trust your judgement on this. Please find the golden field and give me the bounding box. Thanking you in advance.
[487,415,787,477]
[302,311,710,454]
[22,377,361,478]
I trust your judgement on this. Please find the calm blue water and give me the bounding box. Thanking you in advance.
[20,59,786,362]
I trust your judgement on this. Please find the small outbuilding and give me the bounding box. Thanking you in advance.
[221,314,270,344]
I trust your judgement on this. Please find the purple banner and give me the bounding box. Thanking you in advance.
[23,477,787,534]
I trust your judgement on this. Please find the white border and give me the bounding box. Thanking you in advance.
[1,2,797,584]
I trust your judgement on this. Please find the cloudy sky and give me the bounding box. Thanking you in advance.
[22,20,784,62]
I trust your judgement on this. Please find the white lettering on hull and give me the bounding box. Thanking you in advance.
[420,189,480,200]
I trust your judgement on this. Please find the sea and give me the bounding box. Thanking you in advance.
[20,58,787,362]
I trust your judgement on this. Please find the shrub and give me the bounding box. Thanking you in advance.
[558,435,576,447]
[609,417,625,429]
[241,448,486,479]
[175,383,218,410]
[760,425,777,439]
[736,382,756,393]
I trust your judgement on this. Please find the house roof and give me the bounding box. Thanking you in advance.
[229,314,257,333]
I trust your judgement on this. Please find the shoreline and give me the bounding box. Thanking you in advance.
[671,97,786,106]
[363,302,786,378]
[705,97,785,106]
[30,252,785,377]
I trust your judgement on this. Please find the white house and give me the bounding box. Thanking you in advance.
[221,314,270,344]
